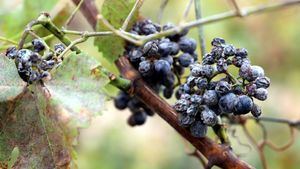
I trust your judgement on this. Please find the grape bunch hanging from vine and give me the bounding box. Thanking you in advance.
[0,0,300,169]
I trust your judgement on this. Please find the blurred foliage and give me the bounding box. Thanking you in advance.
[94,0,138,62]
[1,0,300,169]
[0,0,58,38]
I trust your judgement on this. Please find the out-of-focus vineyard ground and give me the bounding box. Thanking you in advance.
[1,0,300,168]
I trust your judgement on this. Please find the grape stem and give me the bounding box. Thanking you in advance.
[121,0,144,31]
[194,0,206,57]
[229,0,243,17]
[157,0,169,24]
[64,0,85,27]
[0,36,18,45]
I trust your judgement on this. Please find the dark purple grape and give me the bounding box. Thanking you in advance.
[200,108,217,126]
[143,40,159,57]
[143,106,155,116]
[235,48,248,58]
[195,77,208,89]
[138,60,153,76]
[186,76,196,87]
[128,49,143,63]
[5,46,18,59]
[234,95,253,115]
[190,121,207,138]
[211,46,224,59]
[202,53,215,65]
[254,88,268,101]
[128,111,147,126]
[54,43,65,55]
[180,93,191,100]
[162,72,175,88]
[190,64,214,78]
[161,55,174,65]
[251,103,262,118]
[223,44,236,56]
[114,92,130,110]
[178,53,194,67]
[211,37,225,47]
[183,84,192,93]
[28,70,40,84]
[29,52,41,65]
[254,76,270,89]
[218,93,238,114]
[163,87,174,99]
[17,49,32,64]
[217,58,228,73]
[186,104,199,116]
[190,94,203,104]
[207,81,217,90]
[178,114,195,127]
[232,85,244,95]
[154,59,171,75]
[170,42,180,55]
[178,37,197,53]
[250,66,265,81]
[32,39,45,52]
[158,41,173,56]
[174,99,190,112]
[203,90,218,106]
[215,80,231,95]
[141,23,158,35]
[246,83,257,96]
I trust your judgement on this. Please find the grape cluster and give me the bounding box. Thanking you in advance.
[114,19,197,126]
[5,39,65,83]
[174,38,270,138]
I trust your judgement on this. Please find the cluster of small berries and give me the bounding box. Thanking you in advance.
[174,38,270,138]
[5,39,65,83]
[114,19,198,126]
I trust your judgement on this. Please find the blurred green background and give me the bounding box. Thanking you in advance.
[1,0,300,168]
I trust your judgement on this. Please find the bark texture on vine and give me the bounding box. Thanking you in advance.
[71,0,254,168]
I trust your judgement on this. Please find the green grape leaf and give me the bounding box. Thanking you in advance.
[0,0,72,44]
[45,53,108,127]
[94,0,138,63]
[0,85,73,168]
[0,0,58,38]
[0,55,26,102]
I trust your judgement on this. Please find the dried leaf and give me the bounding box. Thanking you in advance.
[0,86,72,168]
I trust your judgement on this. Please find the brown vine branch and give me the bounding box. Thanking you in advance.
[70,0,300,168]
